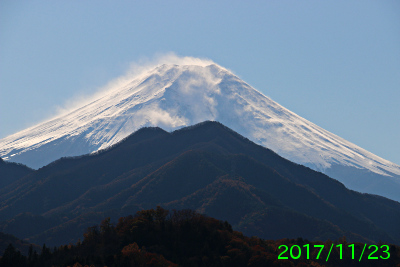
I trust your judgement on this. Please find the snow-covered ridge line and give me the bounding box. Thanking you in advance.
[1,61,399,200]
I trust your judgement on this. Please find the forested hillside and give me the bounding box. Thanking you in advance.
[1,207,399,267]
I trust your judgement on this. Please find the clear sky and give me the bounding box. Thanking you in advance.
[1,1,399,165]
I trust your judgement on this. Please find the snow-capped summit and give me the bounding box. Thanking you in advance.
[1,59,399,201]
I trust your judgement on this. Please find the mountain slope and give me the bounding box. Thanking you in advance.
[0,62,399,201]
[1,122,399,247]
[0,158,33,190]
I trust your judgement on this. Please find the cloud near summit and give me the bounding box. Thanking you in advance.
[54,53,221,118]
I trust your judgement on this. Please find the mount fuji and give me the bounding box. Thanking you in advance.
[1,60,399,201]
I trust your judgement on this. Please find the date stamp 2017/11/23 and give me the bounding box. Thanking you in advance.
[278,243,391,262]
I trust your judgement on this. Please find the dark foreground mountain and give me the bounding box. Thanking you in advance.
[0,158,33,190]
[1,122,399,248]
[1,207,399,267]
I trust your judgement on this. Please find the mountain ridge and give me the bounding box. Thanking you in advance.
[1,121,399,247]
[0,62,399,202]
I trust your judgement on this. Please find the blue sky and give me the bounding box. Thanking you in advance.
[1,1,399,165]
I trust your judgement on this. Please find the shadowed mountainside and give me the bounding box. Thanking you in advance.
[1,121,399,248]
[0,158,33,190]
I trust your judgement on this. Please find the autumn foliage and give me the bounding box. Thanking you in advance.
[1,207,399,266]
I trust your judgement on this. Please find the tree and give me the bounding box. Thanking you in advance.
[0,244,26,267]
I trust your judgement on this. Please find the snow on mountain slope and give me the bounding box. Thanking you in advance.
[1,61,399,201]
